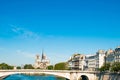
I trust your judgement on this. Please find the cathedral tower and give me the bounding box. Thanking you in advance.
[34,50,50,69]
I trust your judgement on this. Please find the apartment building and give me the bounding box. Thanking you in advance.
[68,53,85,70]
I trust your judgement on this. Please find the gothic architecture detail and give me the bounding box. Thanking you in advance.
[34,51,50,69]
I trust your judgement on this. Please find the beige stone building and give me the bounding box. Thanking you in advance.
[68,53,85,70]
[34,52,50,69]
[86,55,96,71]
[96,50,106,69]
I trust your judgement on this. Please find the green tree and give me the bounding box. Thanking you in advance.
[54,62,68,70]
[24,64,34,69]
[99,62,110,71]
[99,66,106,71]
[17,66,21,69]
[111,62,120,72]
[105,62,111,71]
[0,63,14,69]
[47,65,54,70]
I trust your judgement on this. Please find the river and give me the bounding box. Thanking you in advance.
[3,74,67,80]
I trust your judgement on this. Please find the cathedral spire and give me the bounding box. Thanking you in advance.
[42,49,44,60]
[42,49,46,60]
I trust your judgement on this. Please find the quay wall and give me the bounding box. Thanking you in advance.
[96,72,120,80]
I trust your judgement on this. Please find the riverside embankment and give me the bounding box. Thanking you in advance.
[96,72,120,80]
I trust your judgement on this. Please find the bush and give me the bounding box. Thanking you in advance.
[17,66,21,69]
[54,62,68,70]
[47,65,54,70]
[0,63,14,69]
[99,62,120,72]
[24,64,34,69]
[99,62,110,72]
[111,62,120,72]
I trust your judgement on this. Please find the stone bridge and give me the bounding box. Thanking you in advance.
[0,70,98,80]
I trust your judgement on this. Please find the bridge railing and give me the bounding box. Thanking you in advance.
[0,69,99,73]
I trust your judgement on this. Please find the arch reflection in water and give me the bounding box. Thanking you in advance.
[3,74,67,80]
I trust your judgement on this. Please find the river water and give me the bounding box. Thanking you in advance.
[3,74,67,80]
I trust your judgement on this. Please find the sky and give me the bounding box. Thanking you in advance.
[0,0,120,66]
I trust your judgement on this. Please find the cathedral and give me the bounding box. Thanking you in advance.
[34,51,50,69]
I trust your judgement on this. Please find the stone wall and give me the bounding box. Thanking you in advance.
[96,72,120,80]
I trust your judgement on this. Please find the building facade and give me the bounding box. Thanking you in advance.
[96,50,105,69]
[68,46,120,71]
[68,53,85,70]
[68,50,105,71]
[34,51,50,69]
[105,49,114,63]
[105,47,120,63]
[114,47,120,62]
[86,55,96,71]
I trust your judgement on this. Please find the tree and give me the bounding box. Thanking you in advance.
[24,64,34,69]
[54,62,68,70]
[105,62,111,71]
[0,63,14,69]
[17,66,21,69]
[99,62,110,72]
[111,62,120,72]
[99,66,106,72]
[47,65,54,70]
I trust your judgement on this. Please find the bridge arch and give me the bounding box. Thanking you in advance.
[76,72,96,80]
[79,75,89,80]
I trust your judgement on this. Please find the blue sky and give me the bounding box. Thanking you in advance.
[0,0,120,66]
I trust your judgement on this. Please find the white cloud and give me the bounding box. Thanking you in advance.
[11,25,40,40]
[11,25,22,33]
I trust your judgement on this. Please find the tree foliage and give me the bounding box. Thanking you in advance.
[0,63,14,69]
[17,66,21,69]
[99,62,120,72]
[24,64,34,69]
[54,62,68,70]
[111,62,120,72]
[99,62,111,71]
[47,65,54,70]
